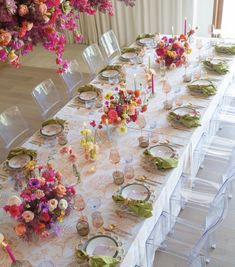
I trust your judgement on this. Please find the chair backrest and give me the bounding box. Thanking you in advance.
[83,44,106,75]
[32,79,61,118]
[0,106,30,149]
[60,59,84,97]
[100,30,121,64]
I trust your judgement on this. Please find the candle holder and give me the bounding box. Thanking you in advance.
[76,216,90,236]
[138,135,150,148]
[112,170,125,185]
[163,100,173,110]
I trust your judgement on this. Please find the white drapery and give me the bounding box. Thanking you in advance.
[66,0,196,46]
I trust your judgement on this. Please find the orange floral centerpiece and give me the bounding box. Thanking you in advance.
[97,86,147,134]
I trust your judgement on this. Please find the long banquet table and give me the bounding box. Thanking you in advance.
[0,38,235,267]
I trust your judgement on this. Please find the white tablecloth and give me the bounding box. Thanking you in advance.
[0,38,234,267]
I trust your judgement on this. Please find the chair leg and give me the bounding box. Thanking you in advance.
[209,232,217,249]
[204,239,211,264]
[228,183,233,199]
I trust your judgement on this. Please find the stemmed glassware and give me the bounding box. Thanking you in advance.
[136,114,149,148]
[73,194,86,214]
[160,60,166,81]
[162,81,172,110]
[196,39,203,61]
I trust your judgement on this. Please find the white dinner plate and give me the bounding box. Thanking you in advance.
[84,235,118,258]
[40,124,63,137]
[190,79,212,86]
[79,91,98,102]
[173,106,196,116]
[8,154,31,169]
[120,183,151,201]
[138,37,154,46]
[101,70,119,79]
[120,52,137,61]
[148,144,175,158]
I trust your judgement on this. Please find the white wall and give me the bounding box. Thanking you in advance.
[194,0,214,36]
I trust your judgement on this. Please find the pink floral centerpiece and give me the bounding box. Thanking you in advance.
[0,0,136,72]
[3,163,76,240]
[155,35,192,70]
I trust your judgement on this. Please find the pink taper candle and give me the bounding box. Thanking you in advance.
[184,17,187,36]
[2,242,17,264]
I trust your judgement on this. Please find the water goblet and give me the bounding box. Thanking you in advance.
[73,194,86,213]
[162,81,172,110]
[124,165,135,180]
[160,60,166,80]
[87,197,101,211]
[109,148,124,185]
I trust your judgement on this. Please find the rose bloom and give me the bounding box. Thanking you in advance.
[15,223,26,237]
[48,198,58,212]
[55,171,62,182]
[18,4,29,16]
[60,146,71,155]
[108,109,118,121]
[0,30,12,46]
[156,47,166,57]
[34,189,45,199]
[35,223,45,234]
[55,184,67,197]
[39,3,47,14]
[22,210,34,222]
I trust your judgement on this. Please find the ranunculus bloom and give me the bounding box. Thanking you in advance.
[40,212,51,223]
[165,56,173,66]
[18,4,29,16]
[34,189,45,199]
[68,153,77,163]
[4,204,23,219]
[156,47,166,57]
[60,146,71,155]
[0,30,12,46]
[48,198,58,212]
[55,184,67,197]
[15,223,26,237]
[58,199,68,210]
[22,210,34,222]
[108,109,118,121]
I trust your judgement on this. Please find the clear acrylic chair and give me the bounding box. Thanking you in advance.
[83,44,106,76]
[60,59,84,97]
[0,106,30,149]
[32,79,61,118]
[100,30,121,64]
[146,193,227,267]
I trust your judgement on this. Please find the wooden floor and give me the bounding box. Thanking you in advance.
[0,44,90,161]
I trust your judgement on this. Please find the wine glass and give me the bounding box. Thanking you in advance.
[108,75,119,86]
[160,60,166,80]
[109,148,121,171]
[196,39,203,61]
[136,114,146,137]
[91,211,104,230]
[162,81,171,100]
[124,165,135,179]
[73,194,86,213]
[87,197,101,211]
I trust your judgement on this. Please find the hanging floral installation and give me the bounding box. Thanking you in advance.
[0,0,136,72]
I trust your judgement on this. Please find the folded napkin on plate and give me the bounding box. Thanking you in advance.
[215,45,235,55]
[136,33,155,41]
[168,111,201,128]
[7,147,37,160]
[187,82,217,96]
[121,47,142,55]
[77,84,101,95]
[99,65,122,74]
[143,149,178,170]
[112,194,153,218]
[203,60,229,75]
[42,118,66,128]
[75,249,119,267]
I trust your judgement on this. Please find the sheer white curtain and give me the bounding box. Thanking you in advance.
[66,0,195,46]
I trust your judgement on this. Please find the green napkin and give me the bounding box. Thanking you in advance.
[75,249,119,267]
[203,60,229,75]
[143,149,178,170]
[42,117,66,128]
[121,47,142,55]
[187,81,217,96]
[136,33,155,41]
[7,147,37,160]
[112,194,153,218]
[77,84,101,95]
[99,65,122,74]
[168,111,200,128]
[215,45,235,55]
